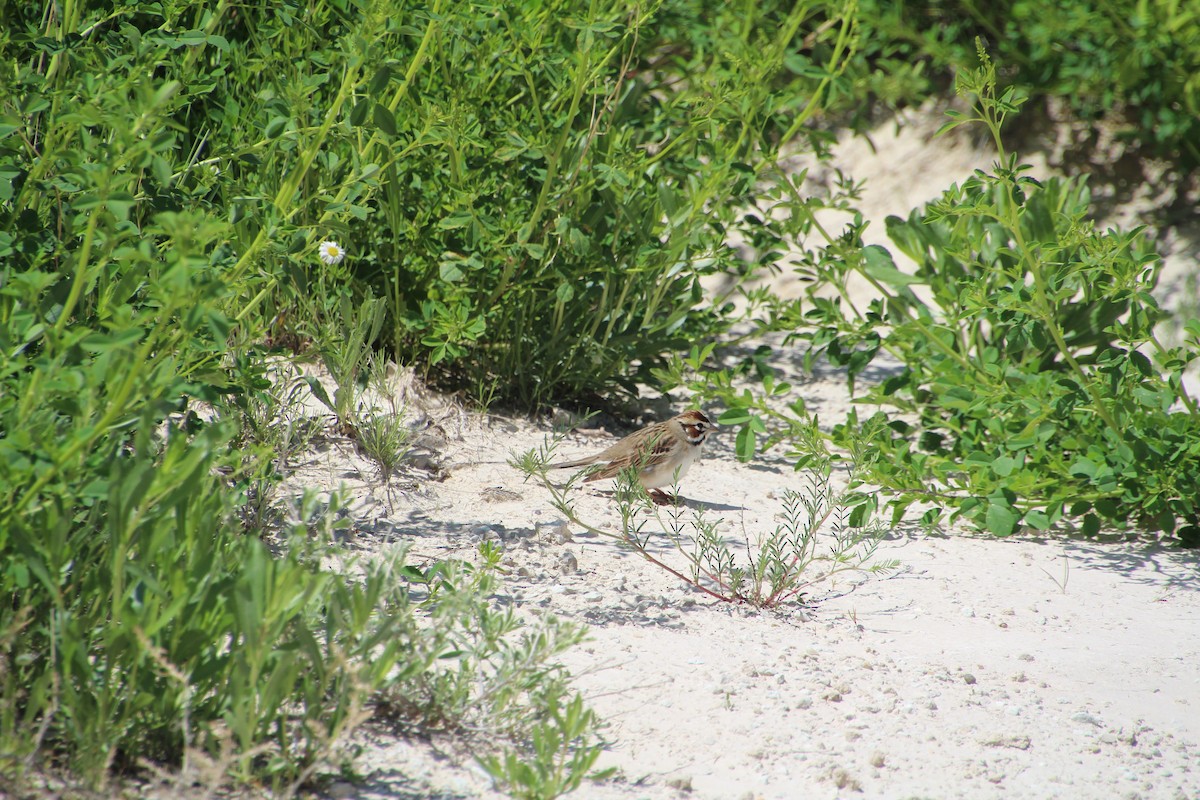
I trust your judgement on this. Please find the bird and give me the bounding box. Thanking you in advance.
[549,410,717,504]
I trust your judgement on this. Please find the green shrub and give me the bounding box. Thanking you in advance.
[850,0,1200,164]
[0,1,602,792]
[3,0,857,412]
[688,51,1200,544]
[313,0,861,408]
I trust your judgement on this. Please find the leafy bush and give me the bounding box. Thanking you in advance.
[692,51,1200,544]
[320,0,861,407]
[0,1,602,792]
[849,0,1200,164]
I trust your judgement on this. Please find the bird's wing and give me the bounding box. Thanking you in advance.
[582,432,674,482]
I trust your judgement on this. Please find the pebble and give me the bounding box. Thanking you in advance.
[1072,711,1104,727]
[328,781,356,799]
[551,521,573,543]
[666,776,693,792]
[556,550,578,575]
[582,591,603,602]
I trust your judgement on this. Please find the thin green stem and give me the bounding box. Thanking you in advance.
[51,208,99,338]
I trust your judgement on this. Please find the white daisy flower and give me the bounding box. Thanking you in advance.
[318,240,346,265]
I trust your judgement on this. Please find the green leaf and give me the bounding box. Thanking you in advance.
[349,97,370,127]
[735,424,756,462]
[1023,509,1052,530]
[985,501,1018,536]
[81,328,143,352]
[1068,458,1097,479]
[718,408,752,426]
[991,455,1017,477]
[373,103,397,137]
[862,245,922,288]
[264,116,287,138]
[438,210,474,230]
[369,64,392,96]
[302,376,335,413]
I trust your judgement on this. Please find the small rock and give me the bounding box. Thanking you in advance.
[327,781,356,799]
[556,550,578,575]
[870,751,886,768]
[962,606,976,618]
[829,767,861,792]
[962,673,977,685]
[582,591,603,602]
[666,775,693,792]
[981,734,1031,750]
[1018,653,1035,662]
[1072,711,1104,727]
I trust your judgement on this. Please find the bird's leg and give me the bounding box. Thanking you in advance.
[649,488,677,506]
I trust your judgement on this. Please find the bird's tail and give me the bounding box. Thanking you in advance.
[548,458,595,470]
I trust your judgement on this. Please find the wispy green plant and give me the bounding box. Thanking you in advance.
[373,543,594,741]
[355,408,412,500]
[478,691,610,800]
[304,294,388,432]
[514,439,895,608]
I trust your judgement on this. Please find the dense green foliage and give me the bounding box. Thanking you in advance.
[660,54,1200,545]
[0,0,601,791]
[2,0,1199,795]
[293,0,855,407]
[850,0,1200,164]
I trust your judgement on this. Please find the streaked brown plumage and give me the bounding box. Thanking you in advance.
[550,410,717,504]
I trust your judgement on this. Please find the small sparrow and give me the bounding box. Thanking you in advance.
[550,410,717,504]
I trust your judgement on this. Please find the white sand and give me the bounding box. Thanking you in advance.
[306,107,1200,800]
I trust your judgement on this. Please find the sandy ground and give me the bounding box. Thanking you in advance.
[294,106,1200,800]
[301,408,1200,800]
